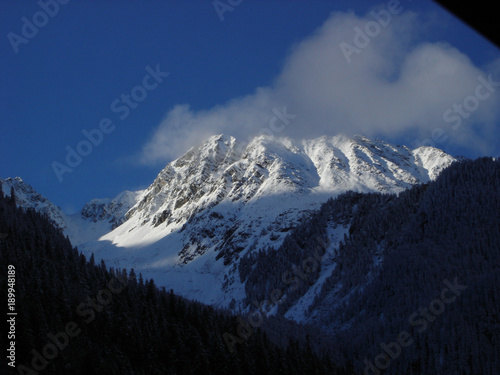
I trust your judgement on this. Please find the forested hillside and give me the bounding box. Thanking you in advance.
[241,157,500,374]
[0,185,347,375]
[2,158,498,374]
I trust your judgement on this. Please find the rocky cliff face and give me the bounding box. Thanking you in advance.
[81,190,144,229]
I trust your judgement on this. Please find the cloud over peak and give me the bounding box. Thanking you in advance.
[139,9,499,166]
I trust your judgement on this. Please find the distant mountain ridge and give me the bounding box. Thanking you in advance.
[80,190,143,229]
[0,177,143,245]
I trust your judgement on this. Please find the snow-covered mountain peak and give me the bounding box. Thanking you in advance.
[121,134,456,237]
[3,134,457,308]
[0,177,143,245]
[62,189,144,245]
[1,177,67,229]
[81,190,144,228]
[125,134,242,228]
[86,134,457,307]
[412,145,456,180]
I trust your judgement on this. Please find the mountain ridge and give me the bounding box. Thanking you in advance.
[0,134,456,309]
[0,177,143,246]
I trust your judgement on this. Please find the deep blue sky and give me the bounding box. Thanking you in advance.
[1,0,498,213]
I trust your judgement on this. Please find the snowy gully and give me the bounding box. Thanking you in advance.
[223,236,328,353]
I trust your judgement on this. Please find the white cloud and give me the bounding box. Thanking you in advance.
[139,9,500,165]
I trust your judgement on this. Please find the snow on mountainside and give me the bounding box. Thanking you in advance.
[0,177,142,245]
[85,134,455,308]
[2,134,455,309]
[64,190,144,245]
[80,190,143,229]
[1,177,67,229]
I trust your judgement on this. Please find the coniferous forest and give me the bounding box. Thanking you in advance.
[1,157,499,374]
[240,157,500,374]
[0,186,346,374]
